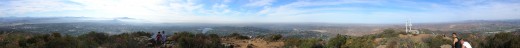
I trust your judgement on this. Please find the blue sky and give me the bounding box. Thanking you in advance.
[1,0,520,23]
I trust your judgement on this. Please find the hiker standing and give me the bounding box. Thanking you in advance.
[156,32,162,44]
[162,31,167,44]
[452,33,462,48]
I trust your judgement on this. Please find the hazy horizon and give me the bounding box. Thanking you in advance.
[1,0,520,24]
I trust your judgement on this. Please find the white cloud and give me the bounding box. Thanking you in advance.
[245,0,275,7]
[0,0,83,16]
[223,0,232,4]
[256,0,385,17]
[65,0,241,23]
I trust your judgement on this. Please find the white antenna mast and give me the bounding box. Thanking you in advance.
[406,19,408,33]
[405,16,412,33]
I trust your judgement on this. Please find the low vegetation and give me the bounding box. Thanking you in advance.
[170,32,224,48]
[2,31,151,48]
[1,29,519,48]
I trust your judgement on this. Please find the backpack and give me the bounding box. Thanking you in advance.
[156,34,162,41]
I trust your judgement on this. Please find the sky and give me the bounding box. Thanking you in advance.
[1,0,519,24]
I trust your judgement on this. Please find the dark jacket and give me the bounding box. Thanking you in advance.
[453,38,462,48]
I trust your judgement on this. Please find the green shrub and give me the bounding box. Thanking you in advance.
[483,32,520,48]
[342,35,376,48]
[171,32,223,48]
[266,34,282,41]
[326,34,346,48]
[284,38,323,48]
[424,35,450,48]
[379,29,399,38]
